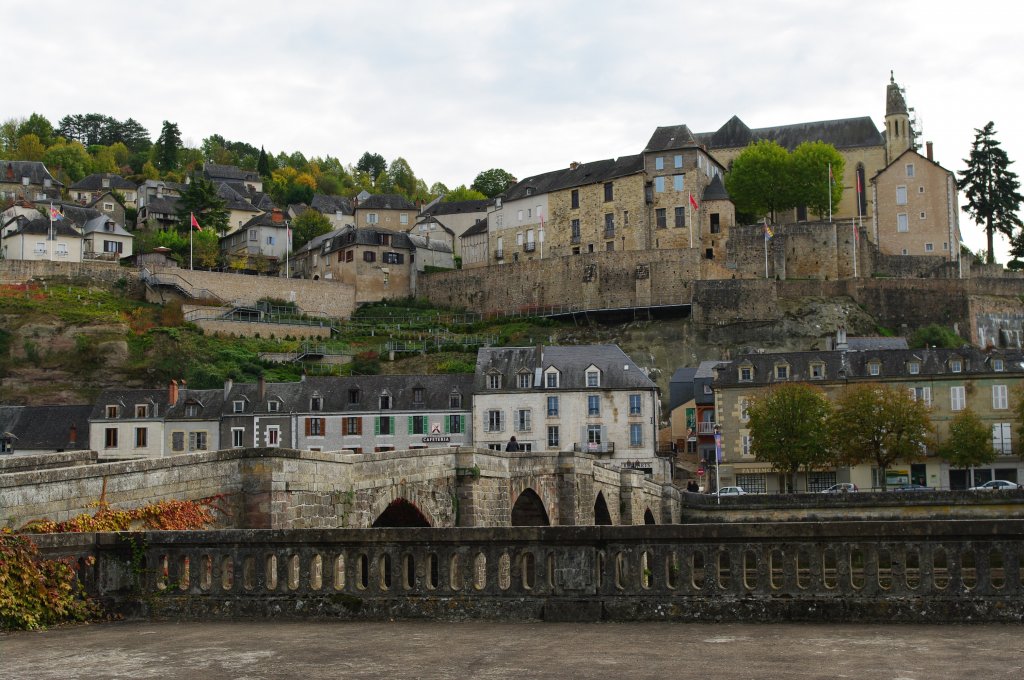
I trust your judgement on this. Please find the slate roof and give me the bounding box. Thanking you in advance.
[293,227,346,257]
[82,215,132,238]
[310,194,353,216]
[69,173,136,191]
[302,375,475,412]
[356,194,417,211]
[251,192,277,212]
[89,389,167,420]
[846,337,909,351]
[702,175,730,201]
[886,74,908,116]
[419,199,490,217]
[144,196,181,215]
[0,160,63,187]
[216,182,260,212]
[165,389,225,421]
[716,347,1024,388]
[140,179,188,195]
[668,367,698,411]
[238,211,290,231]
[38,201,101,226]
[502,155,644,202]
[204,163,260,183]
[474,345,657,392]
[1,215,82,239]
[461,217,488,238]
[694,116,883,152]
[408,234,452,253]
[644,125,698,153]
[320,226,414,254]
[9,404,92,451]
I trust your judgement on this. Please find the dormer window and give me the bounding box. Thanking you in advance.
[233,400,245,413]
[518,372,532,389]
[488,373,502,389]
[810,362,825,379]
[739,366,753,382]
[379,393,392,410]
[311,396,323,411]
[185,403,199,418]
[106,405,120,418]
[774,364,790,380]
[545,369,560,388]
[950,359,963,373]
[268,400,280,412]
[135,404,150,418]
[908,362,920,375]
[868,362,881,376]
[525,188,533,196]
[586,369,601,388]
[413,387,425,405]
[993,358,1005,372]
[348,389,360,405]
[449,392,462,409]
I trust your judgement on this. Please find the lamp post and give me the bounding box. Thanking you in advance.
[713,425,723,505]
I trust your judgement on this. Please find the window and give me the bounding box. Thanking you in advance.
[400,213,409,225]
[185,404,199,417]
[740,434,754,457]
[920,211,927,220]
[993,384,1009,410]
[410,415,427,435]
[740,398,751,422]
[311,396,323,411]
[448,414,464,434]
[906,163,915,178]
[233,400,245,413]
[344,417,362,435]
[547,425,560,448]
[104,428,118,448]
[518,372,531,389]
[306,417,324,437]
[171,431,184,452]
[249,229,257,241]
[655,176,665,193]
[348,389,360,405]
[655,156,664,170]
[488,373,502,389]
[571,219,581,242]
[895,213,910,234]
[266,426,280,446]
[775,364,789,379]
[993,423,1012,454]
[34,242,46,254]
[383,252,404,264]
[571,190,579,209]
[363,251,376,263]
[135,427,147,448]
[604,213,614,239]
[739,366,753,382]
[266,236,275,246]
[587,395,600,416]
[949,359,962,373]
[896,186,908,205]
[630,423,643,447]
[103,240,122,253]
[106,405,119,418]
[527,208,531,218]
[547,396,559,417]
[411,387,425,406]
[653,208,666,228]
[993,358,1005,372]
[673,175,683,192]
[366,213,379,224]
[603,182,613,202]
[486,409,504,432]
[586,370,600,387]
[134,404,149,418]
[810,363,825,379]
[516,409,532,432]
[231,428,244,448]
[868,362,881,376]
[376,416,394,436]
[629,394,642,415]
[674,206,685,228]
[517,210,523,221]
[908,362,920,375]
[545,371,559,388]
[267,400,280,412]
[587,424,603,445]
[951,385,966,411]
[674,155,683,169]
[925,243,934,252]
[909,386,932,406]
[449,392,462,409]
[189,431,208,451]
[379,394,391,410]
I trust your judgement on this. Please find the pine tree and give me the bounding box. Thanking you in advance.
[152,120,182,173]
[958,122,1024,264]
[257,146,270,179]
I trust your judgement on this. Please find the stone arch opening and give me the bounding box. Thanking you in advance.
[594,491,613,525]
[644,508,656,525]
[511,488,550,526]
[372,498,432,527]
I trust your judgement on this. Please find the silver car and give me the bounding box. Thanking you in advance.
[714,486,747,496]
[969,480,1021,491]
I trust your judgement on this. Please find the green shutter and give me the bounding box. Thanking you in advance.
[408,416,414,434]
[444,416,450,434]
[374,417,380,435]
[389,417,395,434]
[459,415,465,434]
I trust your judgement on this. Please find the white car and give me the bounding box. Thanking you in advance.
[969,480,1021,491]
[822,483,858,493]
[714,486,747,496]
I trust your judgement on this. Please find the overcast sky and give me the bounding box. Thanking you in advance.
[10,1,1024,260]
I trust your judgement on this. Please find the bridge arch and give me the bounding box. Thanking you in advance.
[594,491,613,525]
[511,488,550,526]
[644,508,656,525]
[368,488,442,528]
[372,498,432,527]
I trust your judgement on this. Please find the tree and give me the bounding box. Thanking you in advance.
[152,121,183,173]
[429,181,449,197]
[790,142,845,218]
[442,185,487,202]
[958,122,1024,264]
[176,176,229,234]
[292,209,333,250]
[14,134,45,161]
[355,151,387,179]
[192,229,221,270]
[725,140,793,222]
[387,157,418,198]
[909,324,965,349]
[471,168,517,198]
[42,140,91,182]
[828,384,933,489]
[937,408,997,486]
[746,383,834,492]
[257,146,271,179]
[16,113,55,148]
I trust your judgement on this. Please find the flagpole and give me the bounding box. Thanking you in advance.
[764,220,769,279]
[285,220,290,279]
[189,212,193,270]
[828,163,833,223]
[687,193,692,248]
[48,203,53,261]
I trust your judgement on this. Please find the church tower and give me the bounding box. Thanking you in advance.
[885,71,915,163]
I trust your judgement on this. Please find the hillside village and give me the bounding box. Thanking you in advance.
[2,73,1024,498]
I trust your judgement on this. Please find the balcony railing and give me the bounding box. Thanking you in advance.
[494,249,504,260]
[574,441,615,455]
[697,421,718,435]
[571,234,581,244]
[523,242,536,252]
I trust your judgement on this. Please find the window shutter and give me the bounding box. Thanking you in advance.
[601,425,607,442]
[459,415,465,434]
[305,418,311,436]
[499,411,506,432]
[374,417,380,436]
[319,418,326,434]
[408,416,414,434]
[356,418,363,435]
[389,417,395,434]
[444,416,450,434]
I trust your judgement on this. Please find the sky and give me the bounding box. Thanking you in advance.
[9,0,1024,260]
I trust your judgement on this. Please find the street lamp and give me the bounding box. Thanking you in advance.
[713,425,723,505]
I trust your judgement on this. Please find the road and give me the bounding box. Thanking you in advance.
[2,621,1022,679]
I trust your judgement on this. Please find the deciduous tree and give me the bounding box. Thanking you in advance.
[725,140,793,222]
[790,141,845,219]
[14,134,45,162]
[828,384,933,489]
[292,209,333,250]
[42,140,91,182]
[746,383,834,492]
[442,185,487,202]
[937,408,997,485]
[958,122,1024,264]
[471,168,517,198]
[16,113,55,148]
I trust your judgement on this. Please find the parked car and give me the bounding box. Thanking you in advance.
[714,486,746,496]
[890,483,932,491]
[822,483,858,493]
[969,480,1021,491]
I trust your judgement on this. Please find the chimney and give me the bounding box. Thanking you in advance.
[836,326,848,351]
[156,184,163,198]
[569,161,580,170]
[257,375,266,402]
[926,141,934,161]
[168,379,179,407]
[68,424,77,447]
[224,378,233,400]
[271,208,284,224]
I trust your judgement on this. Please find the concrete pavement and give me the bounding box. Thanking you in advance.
[2,621,1022,679]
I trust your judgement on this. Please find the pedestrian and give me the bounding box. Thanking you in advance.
[505,436,520,452]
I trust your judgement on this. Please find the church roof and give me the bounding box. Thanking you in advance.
[644,125,698,153]
[695,116,883,151]
[702,175,730,201]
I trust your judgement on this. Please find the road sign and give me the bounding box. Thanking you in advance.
[697,467,705,476]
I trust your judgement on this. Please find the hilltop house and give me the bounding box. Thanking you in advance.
[81,214,133,261]
[353,192,417,232]
[203,162,262,193]
[220,208,293,275]
[69,173,138,208]
[0,214,83,262]
[0,160,62,203]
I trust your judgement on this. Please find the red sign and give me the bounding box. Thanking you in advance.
[696,467,705,476]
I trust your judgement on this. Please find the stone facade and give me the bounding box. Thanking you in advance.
[547,172,647,257]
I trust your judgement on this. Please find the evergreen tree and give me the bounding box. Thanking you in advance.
[355,151,387,179]
[152,120,183,173]
[176,176,229,234]
[257,146,271,179]
[958,122,1024,264]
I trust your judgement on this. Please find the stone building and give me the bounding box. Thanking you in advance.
[318,225,415,302]
[163,385,224,455]
[0,160,61,203]
[413,199,490,258]
[220,208,292,275]
[68,173,138,208]
[88,387,168,459]
[353,192,418,232]
[459,218,489,269]
[713,342,1024,492]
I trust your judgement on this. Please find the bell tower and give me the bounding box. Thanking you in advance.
[885,71,915,163]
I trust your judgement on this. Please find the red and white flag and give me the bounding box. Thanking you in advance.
[688,193,699,211]
[190,213,203,232]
